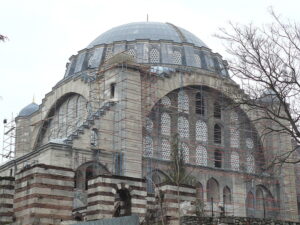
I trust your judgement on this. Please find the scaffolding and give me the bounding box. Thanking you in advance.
[1,115,15,163]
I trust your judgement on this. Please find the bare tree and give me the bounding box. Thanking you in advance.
[0,34,7,42]
[216,9,300,166]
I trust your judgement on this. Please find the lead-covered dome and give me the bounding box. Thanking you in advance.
[18,103,39,117]
[64,21,229,79]
[87,22,207,49]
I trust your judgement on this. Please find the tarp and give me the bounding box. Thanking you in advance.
[72,215,139,225]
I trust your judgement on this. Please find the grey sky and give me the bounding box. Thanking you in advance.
[0,0,299,162]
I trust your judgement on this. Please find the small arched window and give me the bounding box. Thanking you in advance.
[127,49,136,58]
[214,124,222,144]
[207,178,220,202]
[231,151,240,171]
[161,113,171,136]
[196,120,207,142]
[223,186,232,204]
[180,142,189,163]
[178,90,189,113]
[195,92,205,115]
[150,48,160,63]
[247,154,255,173]
[173,51,182,65]
[196,182,204,201]
[90,129,98,146]
[161,96,171,108]
[214,150,222,168]
[161,139,171,160]
[178,116,189,139]
[214,102,221,118]
[196,145,207,166]
[194,54,201,67]
[143,136,153,157]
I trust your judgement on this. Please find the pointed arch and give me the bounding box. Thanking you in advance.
[223,186,232,204]
[207,178,220,202]
[196,182,204,201]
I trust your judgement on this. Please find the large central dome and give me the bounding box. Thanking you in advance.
[87,22,207,48]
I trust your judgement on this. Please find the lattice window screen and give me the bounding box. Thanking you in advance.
[194,54,201,67]
[105,48,113,60]
[161,113,171,136]
[127,49,136,58]
[247,154,255,173]
[143,136,153,157]
[161,96,171,107]
[162,139,171,160]
[181,142,189,163]
[196,145,207,166]
[178,116,189,139]
[178,91,189,113]
[173,51,182,65]
[145,117,153,133]
[246,138,254,149]
[231,151,240,171]
[196,120,207,142]
[230,111,240,148]
[150,48,160,63]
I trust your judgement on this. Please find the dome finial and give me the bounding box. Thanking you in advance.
[147,14,149,22]
[32,95,35,103]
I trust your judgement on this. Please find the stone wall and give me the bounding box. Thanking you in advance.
[180,216,300,225]
[0,176,14,224]
[13,164,74,225]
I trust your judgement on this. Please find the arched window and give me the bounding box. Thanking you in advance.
[194,54,201,67]
[214,150,222,168]
[161,139,171,160]
[90,129,98,146]
[214,124,222,144]
[230,112,239,148]
[247,154,255,173]
[161,113,171,136]
[246,191,255,217]
[207,178,220,202]
[223,186,232,204]
[196,120,207,142]
[246,138,254,149]
[256,188,265,218]
[178,91,189,113]
[127,49,136,58]
[178,116,189,139]
[105,47,113,60]
[145,117,153,133]
[173,51,182,65]
[195,92,205,115]
[143,136,153,157]
[214,102,221,118]
[196,145,207,166]
[205,54,214,70]
[180,143,189,163]
[150,48,160,63]
[161,96,171,108]
[230,151,240,171]
[196,182,204,201]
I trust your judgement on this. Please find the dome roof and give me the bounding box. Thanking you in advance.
[18,103,39,117]
[87,22,207,49]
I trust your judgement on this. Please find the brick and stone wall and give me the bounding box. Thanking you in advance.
[180,216,300,225]
[0,176,14,224]
[13,164,74,225]
[86,174,147,222]
[155,183,196,225]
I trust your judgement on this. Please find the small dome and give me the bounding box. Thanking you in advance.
[18,103,39,117]
[87,22,207,49]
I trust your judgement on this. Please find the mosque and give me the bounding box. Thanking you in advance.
[0,22,299,225]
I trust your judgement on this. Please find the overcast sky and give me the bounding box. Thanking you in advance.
[0,0,300,162]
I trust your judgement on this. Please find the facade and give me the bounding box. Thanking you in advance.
[0,22,299,225]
